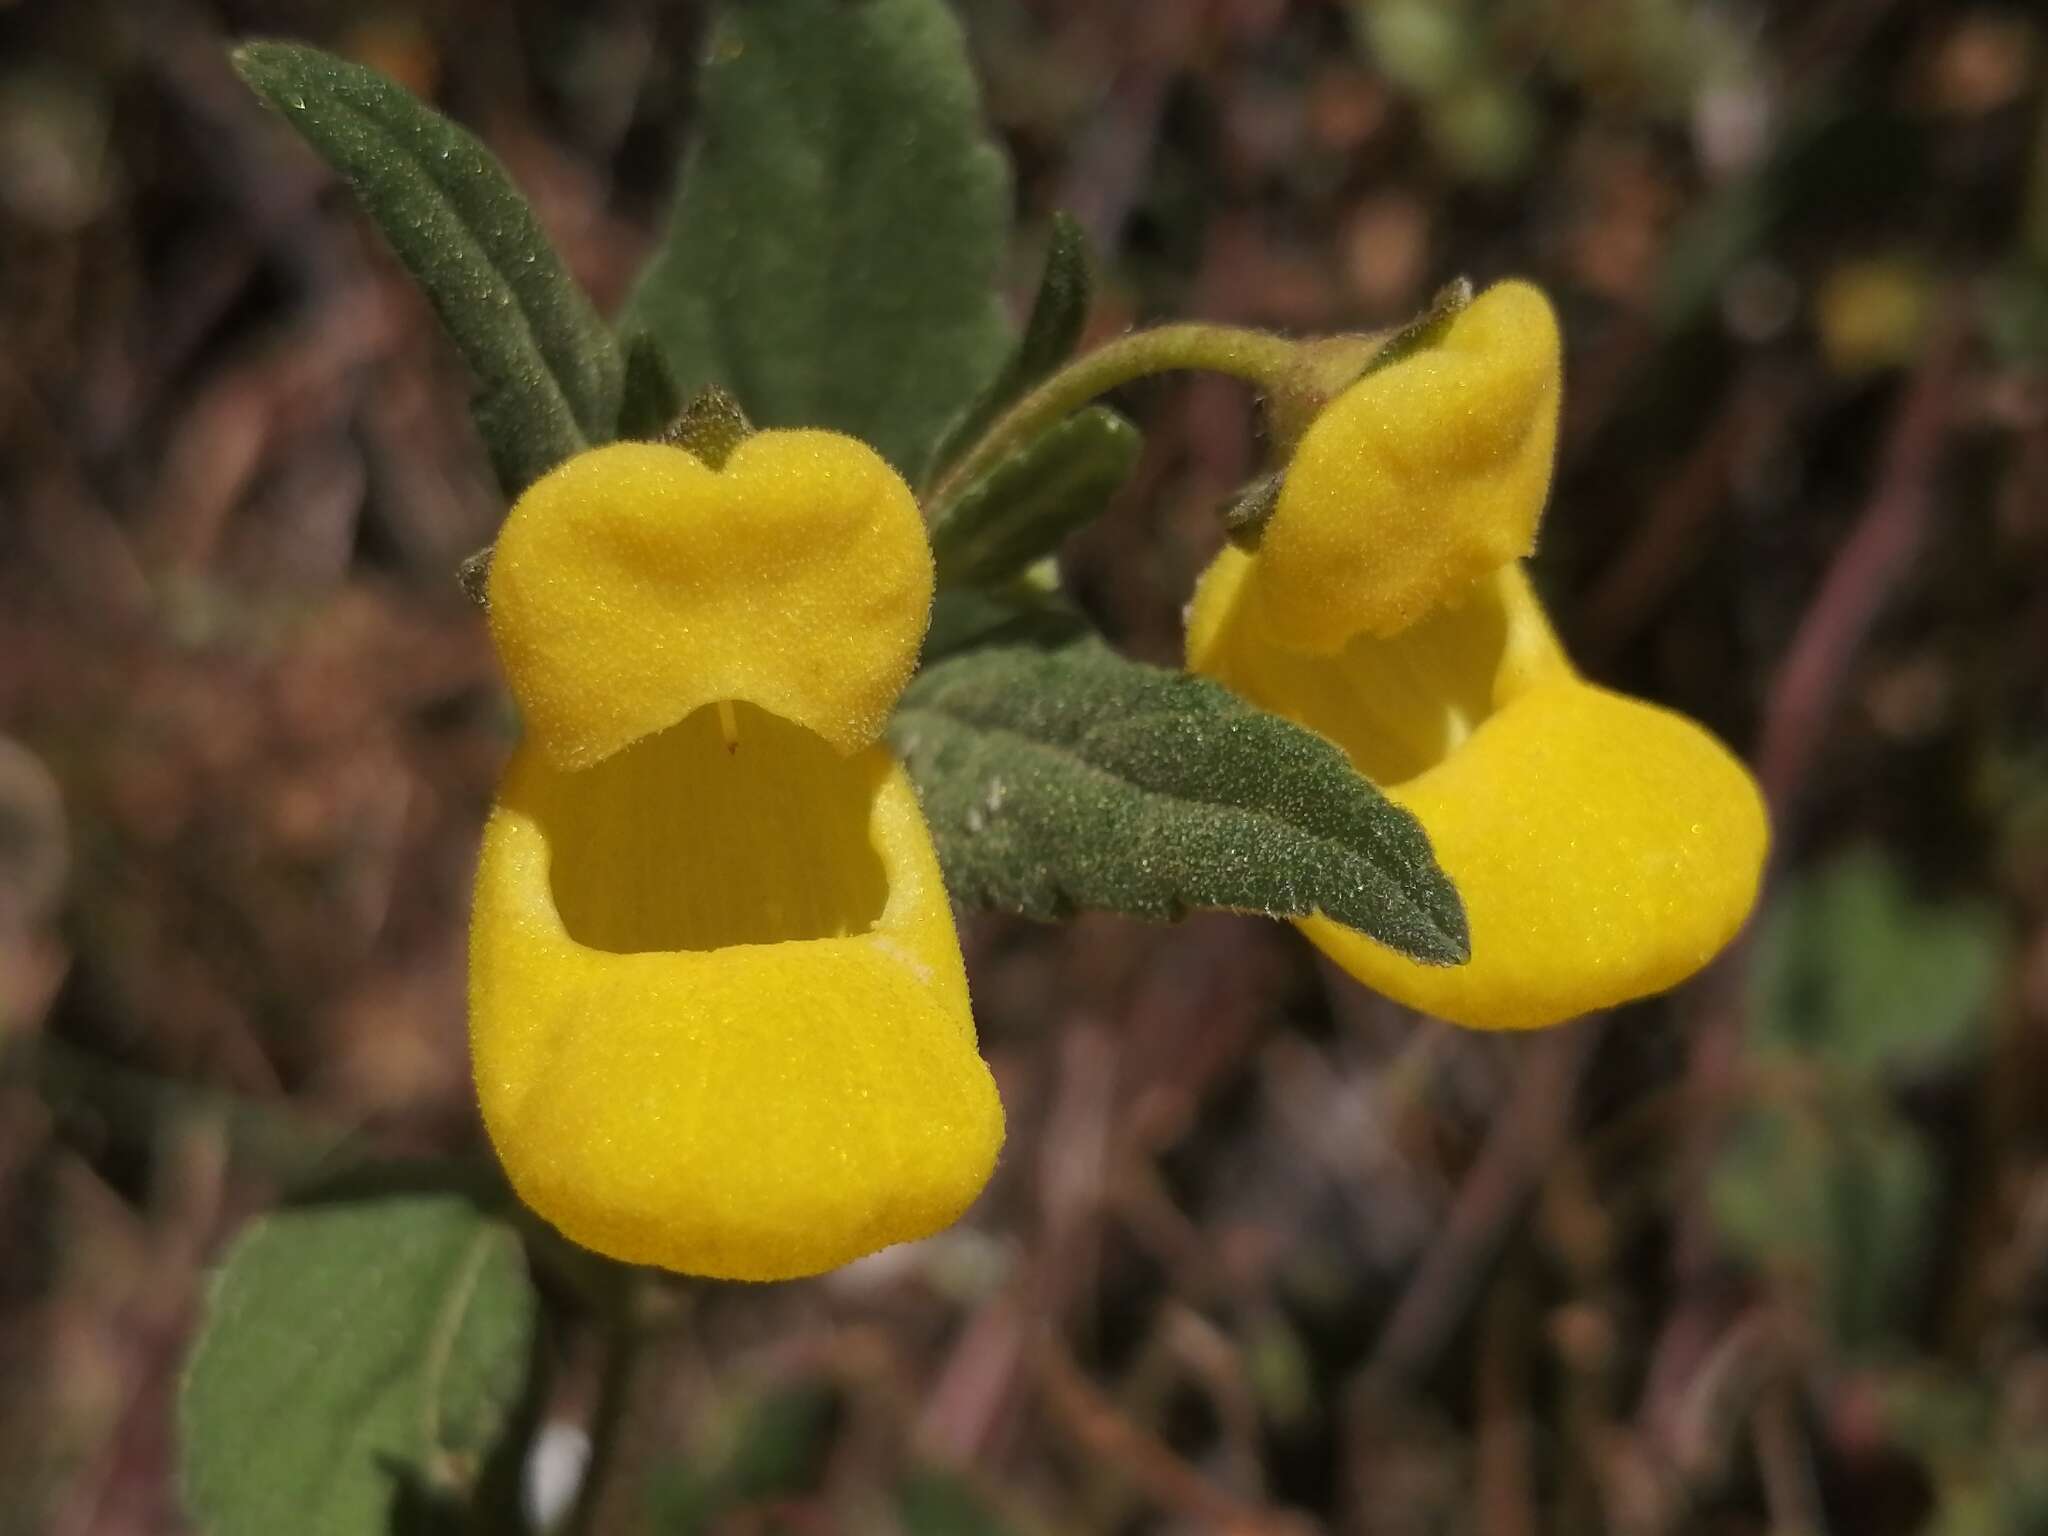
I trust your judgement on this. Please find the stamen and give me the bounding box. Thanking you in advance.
[716,699,740,752]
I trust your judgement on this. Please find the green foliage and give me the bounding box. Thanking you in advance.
[625,0,1012,480]
[642,1386,837,1535]
[897,1469,1022,1535]
[1714,849,2006,1354]
[890,637,1469,964]
[616,329,684,440]
[920,585,1090,665]
[1984,261,2048,363]
[928,406,1140,587]
[179,1191,538,1536]
[232,42,621,497]
[1750,846,2005,1079]
[1709,1091,1935,1356]
[929,211,1095,481]
[1654,107,1928,333]
[1884,1369,2048,1536]
[1346,0,1537,183]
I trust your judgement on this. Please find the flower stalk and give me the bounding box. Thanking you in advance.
[927,322,1305,510]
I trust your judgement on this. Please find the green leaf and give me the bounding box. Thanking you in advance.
[1709,1092,1935,1355]
[643,1386,837,1536]
[928,211,1094,480]
[929,406,1140,587]
[616,329,684,440]
[1750,846,2005,1080]
[233,41,622,496]
[921,586,1090,665]
[180,1190,538,1536]
[623,0,1012,479]
[888,639,1468,963]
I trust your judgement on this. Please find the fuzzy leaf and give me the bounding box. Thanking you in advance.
[617,329,684,440]
[179,1191,538,1536]
[889,639,1468,962]
[233,41,622,496]
[624,0,1011,479]
[929,211,1094,481]
[929,406,1140,587]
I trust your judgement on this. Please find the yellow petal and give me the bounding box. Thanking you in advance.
[1188,548,1767,1029]
[470,702,1003,1280]
[487,434,933,770]
[1251,279,1562,653]
[1304,681,1767,1029]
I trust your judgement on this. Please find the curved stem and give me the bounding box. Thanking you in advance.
[929,323,1302,507]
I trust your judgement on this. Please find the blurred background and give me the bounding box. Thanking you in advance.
[3,1,2047,1532]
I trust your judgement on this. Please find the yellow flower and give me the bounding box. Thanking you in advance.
[471,434,1003,1281]
[1188,282,1767,1030]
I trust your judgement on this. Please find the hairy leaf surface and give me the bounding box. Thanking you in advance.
[891,640,1468,963]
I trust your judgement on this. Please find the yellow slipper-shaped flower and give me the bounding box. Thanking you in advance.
[472,434,1003,1281]
[1188,281,1768,1030]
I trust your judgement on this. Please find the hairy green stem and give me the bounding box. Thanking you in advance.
[929,322,1303,508]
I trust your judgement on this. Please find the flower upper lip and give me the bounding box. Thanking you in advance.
[485,433,935,770]
[1247,279,1564,655]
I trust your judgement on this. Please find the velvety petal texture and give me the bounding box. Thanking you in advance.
[1252,280,1562,653]
[487,434,934,770]
[472,433,1001,1281]
[472,706,1001,1279]
[1188,280,1766,1030]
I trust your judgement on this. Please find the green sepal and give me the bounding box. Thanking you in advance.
[1221,471,1284,550]
[455,546,492,608]
[661,386,755,470]
[623,0,1011,480]
[889,636,1469,963]
[928,211,1094,482]
[1362,275,1474,377]
[232,41,622,497]
[179,1186,540,1536]
[928,406,1140,587]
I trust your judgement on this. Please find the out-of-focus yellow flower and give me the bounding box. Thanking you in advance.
[1815,255,1932,378]
[472,434,1002,1281]
[1189,281,1767,1030]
